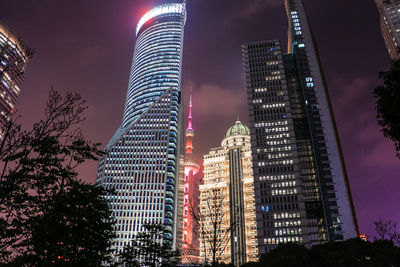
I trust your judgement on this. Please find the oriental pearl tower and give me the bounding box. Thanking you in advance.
[181,92,203,264]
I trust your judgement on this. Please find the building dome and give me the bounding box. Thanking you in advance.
[225,120,250,138]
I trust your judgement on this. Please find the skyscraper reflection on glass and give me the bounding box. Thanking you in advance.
[96,3,186,253]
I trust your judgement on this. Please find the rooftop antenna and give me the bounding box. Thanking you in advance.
[189,86,192,106]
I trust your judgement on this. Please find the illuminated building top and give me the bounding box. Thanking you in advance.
[200,120,258,265]
[0,23,28,59]
[225,120,250,138]
[119,2,186,130]
[0,22,30,139]
[136,3,186,35]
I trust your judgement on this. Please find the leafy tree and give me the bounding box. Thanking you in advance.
[0,90,115,265]
[118,224,180,267]
[258,243,311,267]
[374,51,400,158]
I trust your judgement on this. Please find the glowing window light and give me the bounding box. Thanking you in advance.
[136,4,184,35]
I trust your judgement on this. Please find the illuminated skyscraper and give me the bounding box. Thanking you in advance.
[200,121,258,266]
[181,93,203,264]
[96,3,186,253]
[242,0,358,255]
[0,22,31,139]
[375,0,400,60]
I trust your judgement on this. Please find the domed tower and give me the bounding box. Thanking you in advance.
[200,120,258,266]
[182,93,203,264]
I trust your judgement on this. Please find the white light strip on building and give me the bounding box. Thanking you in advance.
[136,3,184,35]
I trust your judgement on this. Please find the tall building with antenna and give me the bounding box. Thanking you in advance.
[181,92,203,264]
[96,2,187,253]
[242,0,358,255]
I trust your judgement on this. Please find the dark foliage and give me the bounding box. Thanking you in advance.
[118,224,180,267]
[374,51,400,158]
[374,219,400,245]
[259,243,311,267]
[251,238,400,267]
[0,90,115,265]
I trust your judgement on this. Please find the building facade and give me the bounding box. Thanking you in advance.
[0,22,30,139]
[200,121,258,266]
[181,94,203,264]
[375,0,400,60]
[96,3,187,253]
[242,0,358,255]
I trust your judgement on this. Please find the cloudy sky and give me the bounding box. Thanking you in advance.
[0,0,399,239]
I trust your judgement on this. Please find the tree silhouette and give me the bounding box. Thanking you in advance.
[118,224,180,267]
[374,219,400,246]
[0,89,115,265]
[374,50,400,158]
[197,188,234,265]
[243,238,400,267]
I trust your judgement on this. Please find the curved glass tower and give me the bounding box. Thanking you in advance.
[122,3,186,127]
[96,3,186,254]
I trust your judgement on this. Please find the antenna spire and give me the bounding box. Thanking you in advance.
[186,87,193,131]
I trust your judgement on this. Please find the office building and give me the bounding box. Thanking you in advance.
[96,3,187,253]
[242,0,358,255]
[200,120,258,266]
[181,94,203,264]
[375,0,400,60]
[0,22,30,139]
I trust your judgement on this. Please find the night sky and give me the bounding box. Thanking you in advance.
[0,0,399,240]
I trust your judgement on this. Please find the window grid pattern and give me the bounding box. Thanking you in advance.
[285,0,358,242]
[123,17,185,127]
[97,88,182,253]
[200,127,258,265]
[243,41,305,255]
[96,3,186,254]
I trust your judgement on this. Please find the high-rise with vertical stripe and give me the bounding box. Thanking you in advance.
[96,3,186,253]
[242,0,358,255]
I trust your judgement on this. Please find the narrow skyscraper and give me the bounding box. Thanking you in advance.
[200,121,258,266]
[181,93,203,264]
[375,0,400,60]
[96,3,187,253]
[0,22,31,139]
[242,0,358,254]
